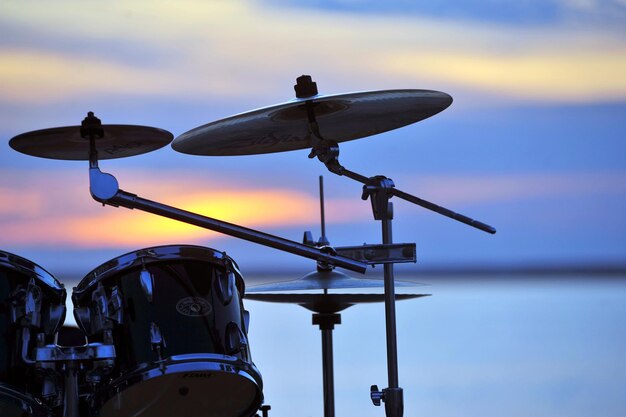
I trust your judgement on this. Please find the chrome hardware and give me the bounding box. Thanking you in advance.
[21,327,36,364]
[35,343,116,363]
[44,303,67,336]
[34,342,116,409]
[334,243,417,265]
[215,271,235,305]
[150,322,166,360]
[150,322,167,373]
[139,258,155,303]
[25,278,42,323]
[77,282,124,334]
[226,322,248,355]
[243,309,250,332]
[10,278,43,328]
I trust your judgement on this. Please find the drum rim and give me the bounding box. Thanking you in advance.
[73,244,242,296]
[0,383,51,414]
[0,249,64,292]
[95,353,263,413]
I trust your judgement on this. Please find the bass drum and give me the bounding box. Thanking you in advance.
[0,250,66,416]
[72,245,263,417]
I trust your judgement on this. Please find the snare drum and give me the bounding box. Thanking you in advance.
[0,250,66,416]
[72,245,263,417]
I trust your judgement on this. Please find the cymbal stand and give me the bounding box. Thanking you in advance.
[80,112,367,275]
[296,77,496,417]
[313,176,339,417]
[314,312,341,417]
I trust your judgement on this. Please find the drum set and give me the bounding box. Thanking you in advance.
[4,76,496,417]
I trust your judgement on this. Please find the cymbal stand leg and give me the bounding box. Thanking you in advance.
[364,179,404,417]
[63,361,79,417]
[313,313,342,417]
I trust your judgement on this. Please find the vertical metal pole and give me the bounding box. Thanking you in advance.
[313,313,341,417]
[321,327,335,417]
[319,175,327,241]
[382,201,403,417]
[63,362,79,417]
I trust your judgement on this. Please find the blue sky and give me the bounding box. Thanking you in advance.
[1,1,625,416]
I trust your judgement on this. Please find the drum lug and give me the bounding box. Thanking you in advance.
[10,278,43,328]
[243,309,251,332]
[150,322,167,369]
[110,286,123,321]
[139,263,155,303]
[25,278,42,326]
[226,321,248,355]
[44,303,67,336]
[215,271,235,305]
[73,307,92,335]
[84,283,124,335]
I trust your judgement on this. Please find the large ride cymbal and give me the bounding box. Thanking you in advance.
[10,124,173,160]
[245,293,429,314]
[172,89,452,156]
[246,269,425,292]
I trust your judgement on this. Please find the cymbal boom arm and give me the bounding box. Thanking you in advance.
[87,164,367,274]
[304,100,496,234]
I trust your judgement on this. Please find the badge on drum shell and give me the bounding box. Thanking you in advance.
[176,297,212,317]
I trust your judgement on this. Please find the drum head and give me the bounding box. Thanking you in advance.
[98,357,262,417]
[73,245,241,296]
[0,384,51,417]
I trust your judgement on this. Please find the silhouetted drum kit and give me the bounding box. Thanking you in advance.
[4,76,495,417]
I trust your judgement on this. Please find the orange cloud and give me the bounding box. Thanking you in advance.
[1,188,323,247]
[1,0,624,105]
[0,166,371,249]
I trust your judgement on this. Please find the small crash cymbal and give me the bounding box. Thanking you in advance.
[10,124,173,160]
[246,269,425,292]
[172,89,452,156]
[245,293,429,314]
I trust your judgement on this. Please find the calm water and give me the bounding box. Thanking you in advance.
[244,277,626,417]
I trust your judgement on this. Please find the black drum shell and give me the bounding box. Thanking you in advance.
[0,250,66,389]
[72,245,263,416]
[0,383,51,417]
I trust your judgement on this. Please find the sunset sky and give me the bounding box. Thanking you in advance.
[1,0,625,274]
[1,1,625,416]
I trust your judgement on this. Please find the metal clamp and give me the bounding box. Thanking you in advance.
[10,278,42,328]
[361,176,395,221]
[334,243,416,265]
[35,343,116,363]
[74,282,123,335]
[370,385,384,406]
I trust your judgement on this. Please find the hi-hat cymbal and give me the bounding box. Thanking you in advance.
[172,89,452,156]
[245,293,429,314]
[10,125,173,160]
[246,269,425,292]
